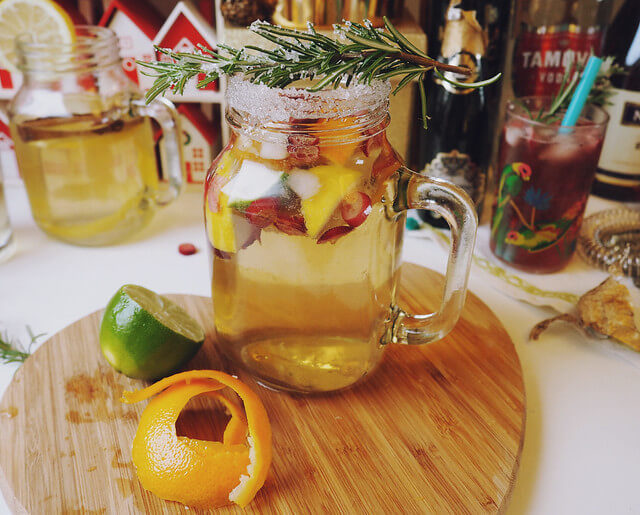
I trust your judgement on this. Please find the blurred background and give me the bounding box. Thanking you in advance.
[0,0,635,223]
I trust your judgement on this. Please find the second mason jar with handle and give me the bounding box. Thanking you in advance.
[9,26,184,246]
[206,77,477,393]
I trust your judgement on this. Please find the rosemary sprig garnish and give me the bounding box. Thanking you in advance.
[523,56,623,124]
[0,327,44,364]
[139,17,501,129]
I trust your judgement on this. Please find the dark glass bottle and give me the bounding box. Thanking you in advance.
[412,0,509,227]
[591,0,640,201]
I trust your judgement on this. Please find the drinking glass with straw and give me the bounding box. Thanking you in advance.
[489,56,610,273]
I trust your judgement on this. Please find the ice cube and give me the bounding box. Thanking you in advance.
[577,128,603,152]
[221,160,284,203]
[259,141,289,160]
[504,123,534,146]
[287,170,321,199]
[504,126,524,146]
[532,125,558,142]
[538,135,582,165]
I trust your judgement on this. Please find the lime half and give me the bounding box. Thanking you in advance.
[100,285,205,380]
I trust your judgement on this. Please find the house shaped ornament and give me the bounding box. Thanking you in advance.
[0,68,19,101]
[0,110,20,184]
[177,104,218,183]
[153,1,219,102]
[99,0,164,90]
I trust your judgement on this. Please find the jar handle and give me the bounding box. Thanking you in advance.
[390,167,477,345]
[131,97,184,205]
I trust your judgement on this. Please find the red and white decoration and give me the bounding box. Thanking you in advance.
[0,1,223,182]
[99,0,164,89]
[177,103,218,183]
[0,67,20,100]
[0,110,20,184]
[153,0,219,102]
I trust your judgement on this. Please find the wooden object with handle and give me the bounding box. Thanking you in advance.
[0,264,525,513]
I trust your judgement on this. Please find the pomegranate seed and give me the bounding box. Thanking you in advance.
[341,192,372,227]
[317,225,353,244]
[178,243,197,255]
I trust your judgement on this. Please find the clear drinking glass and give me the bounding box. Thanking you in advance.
[0,168,14,261]
[9,26,184,246]
[204,77,478,393]
[489,97,609,273]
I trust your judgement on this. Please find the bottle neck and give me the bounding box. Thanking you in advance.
[436,3,487,93]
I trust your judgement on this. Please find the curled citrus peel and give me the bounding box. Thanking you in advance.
[121,370,272,509]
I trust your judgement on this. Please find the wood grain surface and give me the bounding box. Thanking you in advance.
[0,264,525,514]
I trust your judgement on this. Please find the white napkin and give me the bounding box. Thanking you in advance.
[405,215,640,370]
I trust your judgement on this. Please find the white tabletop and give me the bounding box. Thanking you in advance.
[1,182,639,515]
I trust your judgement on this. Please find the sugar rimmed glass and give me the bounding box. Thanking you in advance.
[204,76,478,393]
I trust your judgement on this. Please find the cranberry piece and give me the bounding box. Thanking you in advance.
[178,243,197,255]
[317,226,353,244]
[245,197,279,228]
[341,192,372,227]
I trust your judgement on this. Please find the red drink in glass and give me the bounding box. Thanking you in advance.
[489,97,608,273]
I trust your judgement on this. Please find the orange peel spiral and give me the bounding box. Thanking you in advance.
[121,370,272,509]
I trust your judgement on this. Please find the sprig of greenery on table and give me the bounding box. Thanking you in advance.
[0,327,44,364]
[139,17,501,129]
[522,57,624,124]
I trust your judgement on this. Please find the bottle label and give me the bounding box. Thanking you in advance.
[513,28,602,97]
[422,149,484,204]
[596,88,640,184]
[437,5,487,95]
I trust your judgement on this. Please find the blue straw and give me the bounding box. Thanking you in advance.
[561,56,602,129]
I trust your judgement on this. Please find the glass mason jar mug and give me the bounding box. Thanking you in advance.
[206,77,477,393]
[9,26,183,246]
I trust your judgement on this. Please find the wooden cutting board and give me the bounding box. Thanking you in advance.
[0,263,525,514]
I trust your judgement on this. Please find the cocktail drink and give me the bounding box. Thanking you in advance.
[205,77,478,393]
[9,26,183,246]
[11,114,159,243]
[490,97,608,273]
